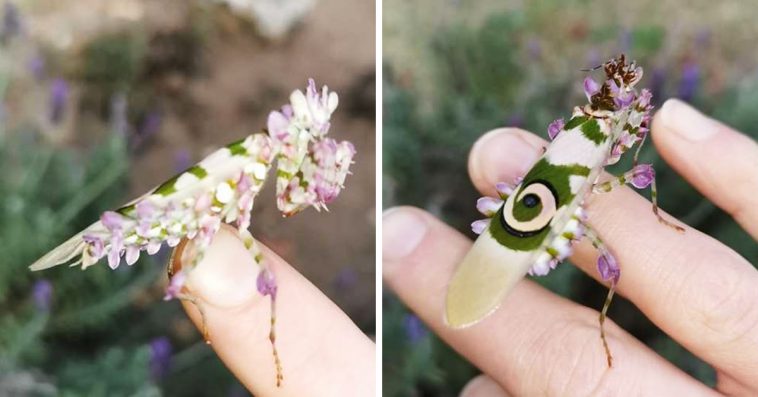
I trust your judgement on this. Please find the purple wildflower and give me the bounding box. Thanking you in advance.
[48,78,69,125]
[547,118,565,140]
[618,28,632,53]
[174,149,191,172]
[149,336,173,381]
[527,38,541,60]
[695,28,711,49]
[631,164,654,189]
[403,313,427,344]
[1,2,21,40]
[32,279,53,312]
[28,55,44,80]
[597,253,620,285]
[678,61,700,102]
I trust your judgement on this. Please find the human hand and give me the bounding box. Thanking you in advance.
[174,224,375,397]
[383,99,758,396]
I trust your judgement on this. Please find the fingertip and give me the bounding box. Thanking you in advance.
[177,225,261,309]
[459,375,511,397]
[468,128,544,196]
[382,206,429,274]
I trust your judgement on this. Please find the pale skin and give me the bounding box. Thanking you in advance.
[383,99,758,396]
[174,225,375,396]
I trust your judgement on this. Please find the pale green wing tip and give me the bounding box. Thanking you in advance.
[444,232,533,329]
[29,263,47,271]
[444,296,499,329]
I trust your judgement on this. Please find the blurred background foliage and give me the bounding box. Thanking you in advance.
[383,0,758,395]
[0,0,374,395]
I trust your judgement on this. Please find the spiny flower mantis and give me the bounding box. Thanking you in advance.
[28,79,356,387]
[446,55,684,367]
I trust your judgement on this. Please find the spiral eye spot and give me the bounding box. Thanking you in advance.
[522,193,540,208]
[500,180,559,237]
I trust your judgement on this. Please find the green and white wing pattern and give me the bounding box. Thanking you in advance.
[446,55,675,333]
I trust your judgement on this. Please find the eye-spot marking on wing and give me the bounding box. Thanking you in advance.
[501,180,558,238]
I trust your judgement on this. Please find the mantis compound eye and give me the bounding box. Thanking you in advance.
[501,180,558,238]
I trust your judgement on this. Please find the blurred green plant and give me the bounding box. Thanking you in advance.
[0,8,245,395]
[384,5,758,395]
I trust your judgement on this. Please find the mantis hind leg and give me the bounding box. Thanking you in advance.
[579,221,617,368]
[592,164,684,233]
[239,229,284,387]
[167,239,213,344]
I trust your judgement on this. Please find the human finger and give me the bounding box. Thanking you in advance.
[175,225,375,396]
[383,207,716,396]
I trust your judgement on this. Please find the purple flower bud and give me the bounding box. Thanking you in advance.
[631,164,654,189]
[174,149,191,172]
[678,62,700,102]
[403,313,427,344]
[1,2,21,40]
[149,336,172,381]
[583,77,600,101]
[695,28,711,49]
[547,118,565,140]
[28,55,44,80]
[257,269,277,299]
[618,28,632,53]
[527,38,541,60]
[49,78,69,125]
[471,219,488,235]
[32,279,53,312]
[597,253,620,285]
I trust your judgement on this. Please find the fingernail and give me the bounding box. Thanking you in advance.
[470,129,541,185]
[382,208,428,263]
[659,99,720,141]
[179,225,260,307]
